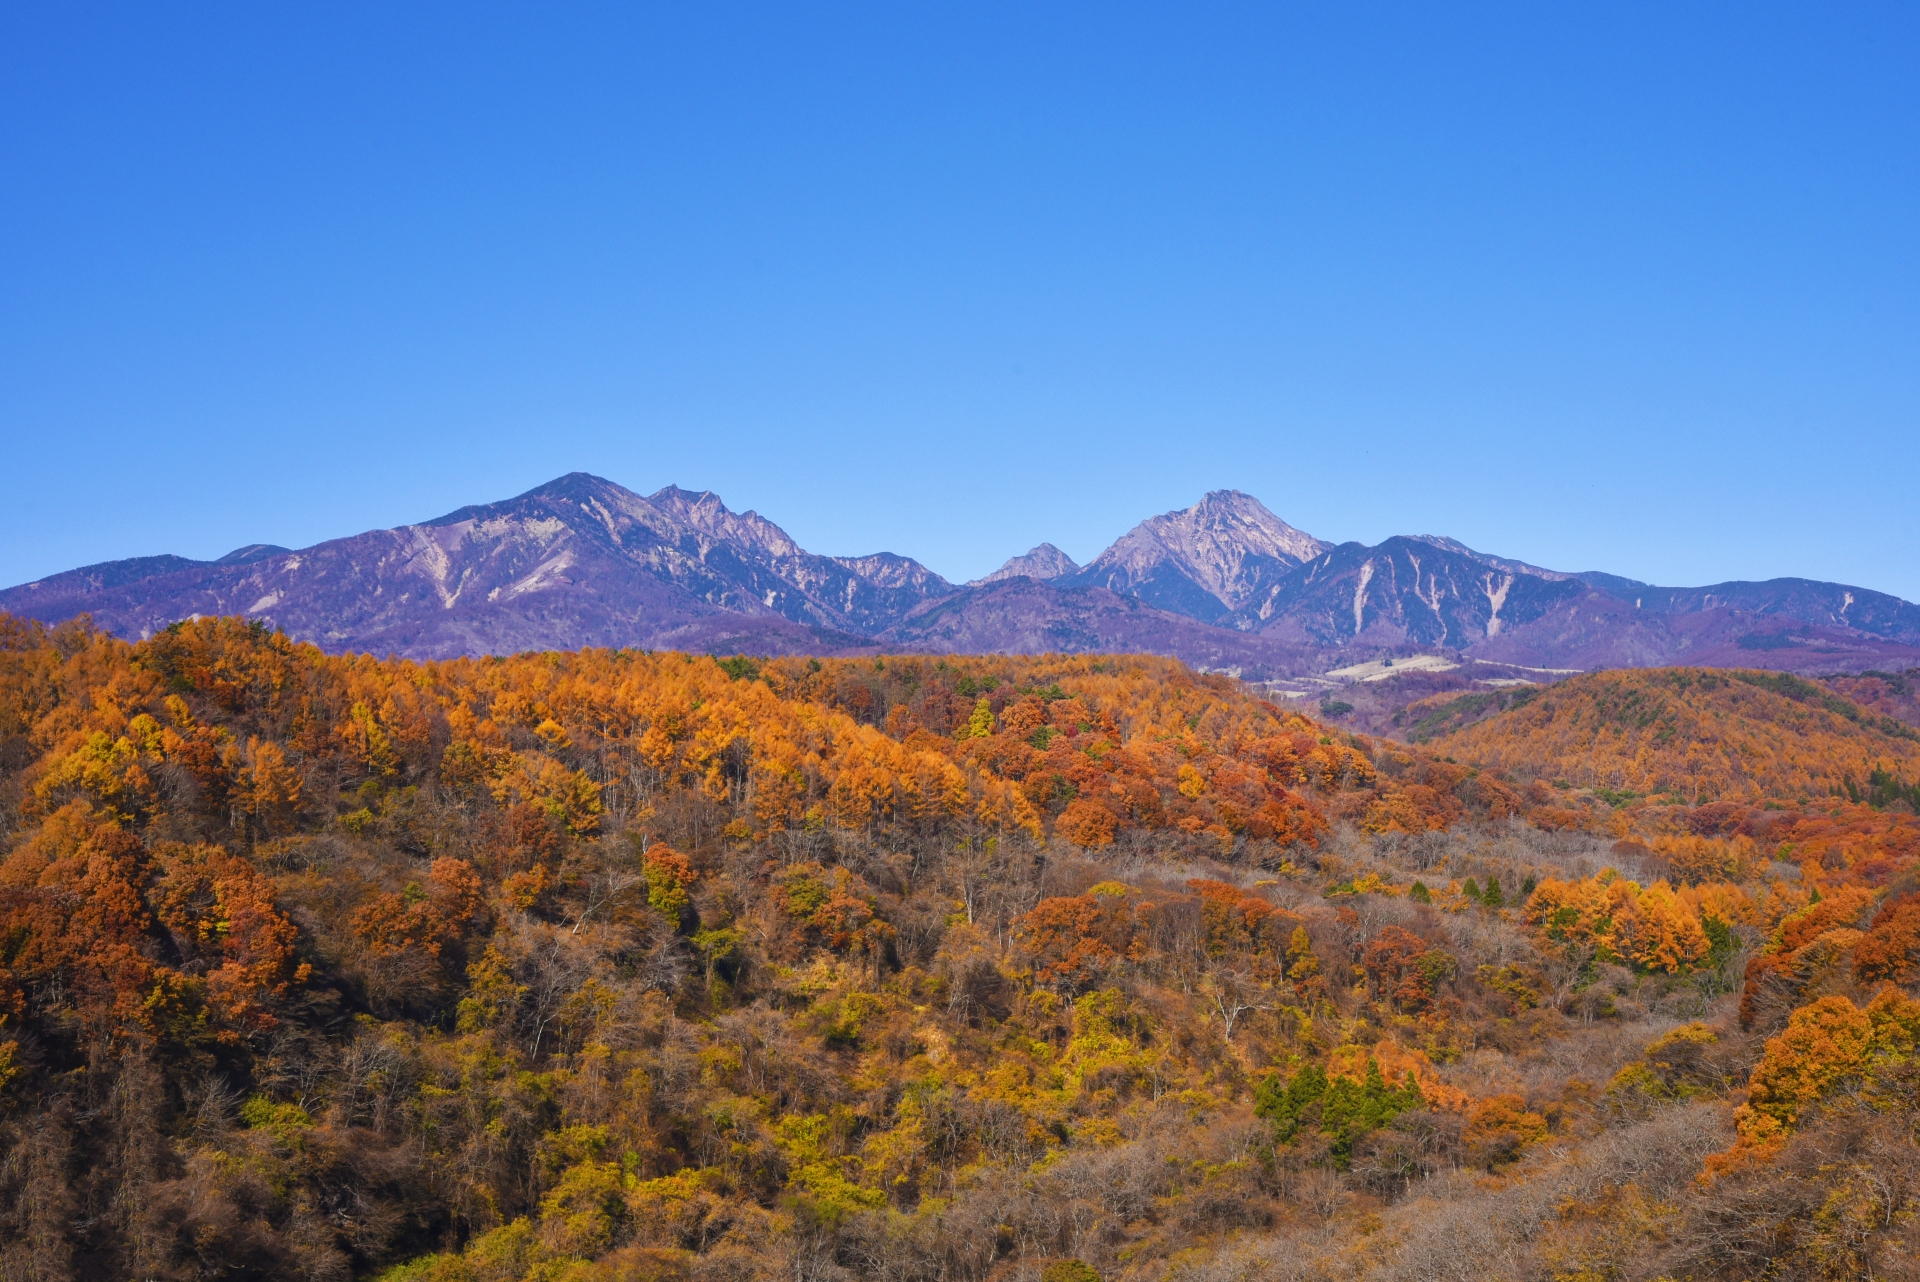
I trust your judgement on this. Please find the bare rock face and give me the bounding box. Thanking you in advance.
[1062,490,1330,624]
[973,544,1081,586]
[5,475,1918,679]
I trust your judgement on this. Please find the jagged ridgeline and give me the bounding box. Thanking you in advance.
[3,613,1920,1281]
[9,473,1920,676]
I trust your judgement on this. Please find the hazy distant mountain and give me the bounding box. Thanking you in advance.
[881,577,1311,672]
[5,474,1918,677]
[1225,537,1919,671]
[973,544,1080,585]
[1576,573,1920,635]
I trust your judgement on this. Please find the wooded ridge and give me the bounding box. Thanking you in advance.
[2,613,1919,1279]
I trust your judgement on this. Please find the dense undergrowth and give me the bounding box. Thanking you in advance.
[1,614,1918,1281]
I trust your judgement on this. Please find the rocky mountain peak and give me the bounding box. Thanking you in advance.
[1070,491,1330,615]
[515,471,638,510]
[644,485,804,560]
[974,543,1081,585]
[1178,491,1329,567]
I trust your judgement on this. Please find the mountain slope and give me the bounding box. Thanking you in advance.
[1247,538,1920,673]
[1578,574,1920,641]
[1251,536,1590,647]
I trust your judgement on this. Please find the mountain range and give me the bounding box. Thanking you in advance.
[5,472,1918,678]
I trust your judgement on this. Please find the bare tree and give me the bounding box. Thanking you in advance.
[1202,965,1277,1039]
[569,864,643,935]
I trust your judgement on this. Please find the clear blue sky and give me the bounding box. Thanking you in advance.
[4,4,1917,597]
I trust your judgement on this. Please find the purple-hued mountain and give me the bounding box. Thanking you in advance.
[880,578,1325,674]
[0,475,915,659]
[4,473,1918,679]
[971,543,1080,586]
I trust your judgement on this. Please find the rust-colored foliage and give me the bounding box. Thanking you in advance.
[1855,893,1920,983]
[0,800,304,1044]
[150,840,305,1031]
[1361,926,1454,1013]
[1716,986,1920,1170]
[1463,1092,1548,1168]
[1187,878,1292,958]
[1737,884,1878,1027]
[776,862,895,960]
[352,857,485,960]
[1017,885,1146,991]
[1523,873,1715,974]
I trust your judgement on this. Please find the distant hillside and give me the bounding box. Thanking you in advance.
[1433,667,1920,804]
[1824,668,1920,731]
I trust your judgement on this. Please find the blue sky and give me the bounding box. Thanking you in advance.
[3,4,1916,597]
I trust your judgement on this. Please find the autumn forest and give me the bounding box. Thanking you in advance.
[2,613,1920,1281]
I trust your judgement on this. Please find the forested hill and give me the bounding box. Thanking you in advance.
[3,614,1920,1280]
[1419,667,1920,805]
